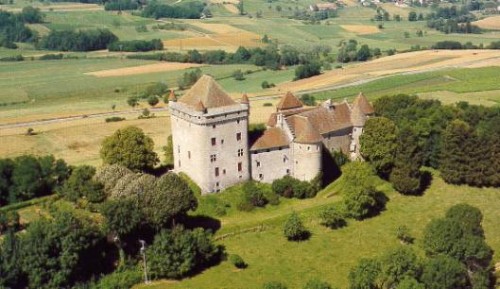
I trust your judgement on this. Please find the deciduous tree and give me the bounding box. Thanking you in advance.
[100,126,159,172]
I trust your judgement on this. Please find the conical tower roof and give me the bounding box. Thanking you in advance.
[277,91,303,111]
[168,89,177,102]
[352,92,374,115]
[350,103,366,126]
[178,75,236,109]
[241,93,249,104]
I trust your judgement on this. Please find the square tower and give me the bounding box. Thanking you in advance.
[169,75,250,193]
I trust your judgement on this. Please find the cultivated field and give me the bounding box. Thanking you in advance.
[341,24,380,35]
[473,15,500,30]
[85,62,205,77]
[275,49,500,92]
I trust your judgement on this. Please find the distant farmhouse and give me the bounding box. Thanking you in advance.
[169,75,374,194]
[309,3,338,11]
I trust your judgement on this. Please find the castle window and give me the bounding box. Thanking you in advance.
[256,161,261,167]
[211,138,216,146]
[238,162,242,172]
[215,167,219,177]
[236,132,241,141]
[286,169,290,175]
[177,145,180,153]
[223,169,226,175]
[238,149,244,157]
[216,182,219,187]
[237,119,240,124]
[213,124,216,129]
[283,155,288,163]
[307,146,310,151]
[259,174,263,180]
[210,154,216,162]
[221,139,224,145]
[188,151,191,159]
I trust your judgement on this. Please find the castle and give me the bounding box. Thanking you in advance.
[169,75,374,194]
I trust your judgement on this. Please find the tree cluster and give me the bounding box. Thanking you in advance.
[0,155,69,206]
[140,1,205,19]
[294,62,321,80]
[425,5,481,34]
[348,204,494,289]
[95,165,197,230]
[372,94,500,188]
[108,39,163,52]
[104,0,140,11]
[0,10,39,48]
[128,44,333,71]
[337,40,373,63]
[0,210,109,289]
[37,29,118,51]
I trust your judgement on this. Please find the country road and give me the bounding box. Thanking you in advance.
[1,49,499,130]
[0,76,373,130]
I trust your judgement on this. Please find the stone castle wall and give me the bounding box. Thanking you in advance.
[292,142,322,181]
[250,147,292,183]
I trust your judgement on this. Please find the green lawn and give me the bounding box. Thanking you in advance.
[135,170,500,289]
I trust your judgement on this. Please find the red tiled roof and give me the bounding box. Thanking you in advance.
[287,115,323,144]
[178,75,236,109]
[352,92,374,115]
[277,91,303,111]
[251,127,290,150]
[241,93,249,104]
[350,104,366,126]
[168,90,176,102]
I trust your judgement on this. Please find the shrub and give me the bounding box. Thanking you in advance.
[271,176,317,199]
[283,212,309,241]
[237,181,267,211]
[108,39,163,52]
[26,127,35,135]
[105,117,125,123]
[263,102,273,107]
[94,268,142,289]
[319,206,346,229]
[229,254,247,269]
[432,41,463,50]
[39,53,64,60]
[303,279,333,289]
[147,226,221,279]
[232,69,245,81]
[147,95,159,107]
[263,281,288,289]
[396,225,414,244]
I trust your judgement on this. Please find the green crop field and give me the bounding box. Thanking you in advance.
[311,66,500,106]
[135,170,500,289]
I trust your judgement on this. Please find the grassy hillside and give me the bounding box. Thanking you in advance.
[134,170,500,289]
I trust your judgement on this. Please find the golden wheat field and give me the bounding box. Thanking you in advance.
[277,50,500,92]
[341,25,380,35]
[473,16,500,30]
[85,62,204,77]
